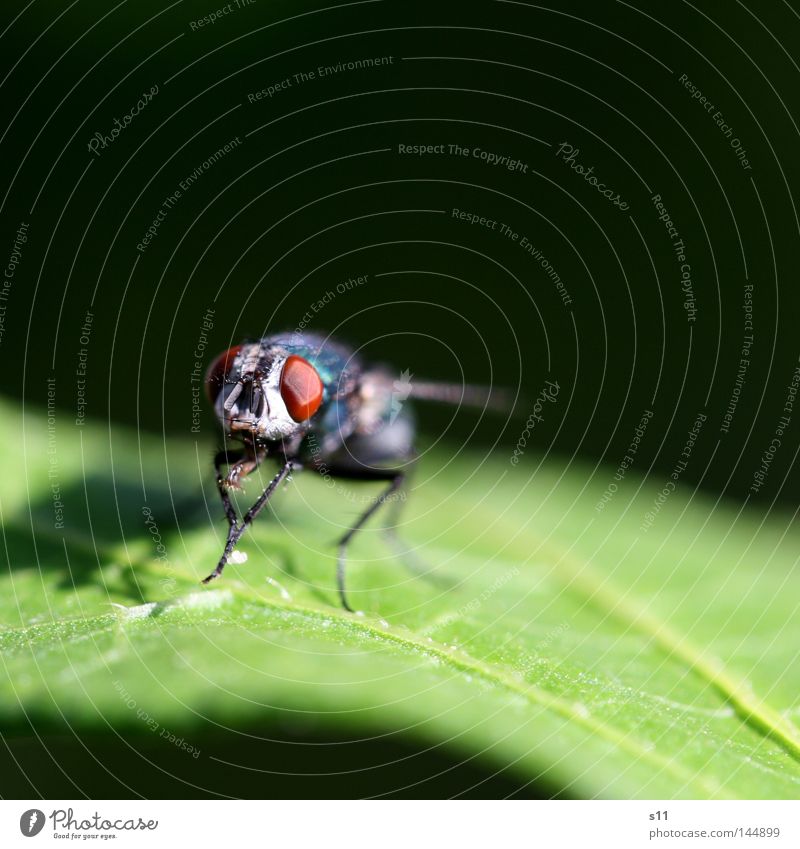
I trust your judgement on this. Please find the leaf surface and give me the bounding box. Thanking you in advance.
[1,398,799,799]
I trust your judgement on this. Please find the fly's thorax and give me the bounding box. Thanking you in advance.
[355,368,415,435]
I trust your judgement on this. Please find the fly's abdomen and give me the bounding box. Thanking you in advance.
[339,368,417,469]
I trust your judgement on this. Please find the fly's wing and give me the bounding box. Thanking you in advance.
[333,370,514,474]
[407,380,515,414]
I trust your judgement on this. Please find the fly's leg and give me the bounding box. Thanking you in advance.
[379,457,448,588]
[336,472,404,612]
[212,448,262,566]
[381,471,438,582]
[379,451,417,565]
[351,449,441,585]
[203,455,293,584]
[221,450,264,490]
[214,449,243,531]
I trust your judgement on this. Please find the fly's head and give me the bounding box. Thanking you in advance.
[205,342,324,443]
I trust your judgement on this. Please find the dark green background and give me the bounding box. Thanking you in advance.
[2,0,799,798]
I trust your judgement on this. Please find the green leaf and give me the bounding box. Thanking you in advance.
[1,396,799,798]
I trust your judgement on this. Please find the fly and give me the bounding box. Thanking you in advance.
[203,331,508,611]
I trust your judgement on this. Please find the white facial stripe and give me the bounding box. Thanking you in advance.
[258,353,297,438]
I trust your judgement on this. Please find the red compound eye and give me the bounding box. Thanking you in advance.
[280,355,323,421]
[205,345,242,403]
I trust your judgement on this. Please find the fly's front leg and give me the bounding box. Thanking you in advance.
[221,450,264,491]
[213,449,244,531]
[213,447,264,560]
[203,458,294,585]
[212,448,250,583]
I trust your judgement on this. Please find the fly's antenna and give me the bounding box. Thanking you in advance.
[223,379,245,412]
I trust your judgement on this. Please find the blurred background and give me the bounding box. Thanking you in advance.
[1,0,799,797]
